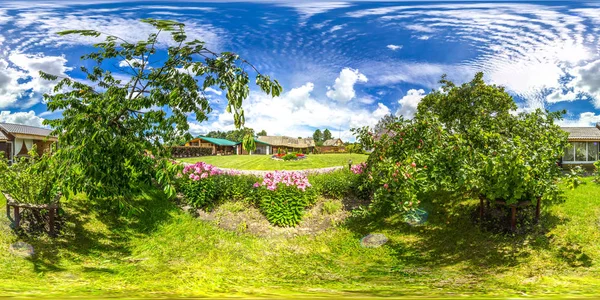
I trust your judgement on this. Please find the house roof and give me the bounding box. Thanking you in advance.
[323,138,343,146]
[257,136,315,148]
[561,126,600,140]
[0,123,54,138]
[196,136,238,146]
[0,130,7,141]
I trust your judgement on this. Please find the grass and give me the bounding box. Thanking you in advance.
[1,179,600,298]
[179,153,368,170]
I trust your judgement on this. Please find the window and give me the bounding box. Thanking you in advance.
[589,142,599,162]
[574,142,587,161]
[563,141,600,163]
[563,145,575,162]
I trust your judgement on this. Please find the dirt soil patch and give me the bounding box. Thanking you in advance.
[182,198,351,238]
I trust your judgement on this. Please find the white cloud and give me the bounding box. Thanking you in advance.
[282,2,352,20]
[11,11,223,52]
[386,44,403,51]
[0,110,45,127]
[190,81,390,142]
[567,59,600,108]
[204,87,223,96]
[396,89,426,119]
[405,24,437,33]
[416,35,431,40]
[118,58,143,68]
[326,68,368,103]
[329,24,345,33]
[546,90,580,103]
[0,53,71,108]
[558,112,600,127]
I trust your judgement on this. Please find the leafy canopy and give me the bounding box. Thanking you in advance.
[41,19,282,206]
[354,72,568,215]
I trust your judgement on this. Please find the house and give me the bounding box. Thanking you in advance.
[256,136,315,154]
[318,138,346,153]
[185,136,238,155]
[323,138,344,147]
[0,123,57,162]
[236,138,272,155]
[561,122,600,166]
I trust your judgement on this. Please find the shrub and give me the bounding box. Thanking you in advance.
[282,153,297,161]
[563,166,586,190]
[251,171,316,226]
[214,174,259,202]
[0,147,60,205]
[310,170,359,199]
[178,162,222,208]
[594,161,600,185]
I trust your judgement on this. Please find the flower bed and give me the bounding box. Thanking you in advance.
[271,152,306,161]
[251,171,316,226]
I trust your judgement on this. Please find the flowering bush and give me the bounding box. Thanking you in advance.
[178,162,223,208]
[351,162,366,174]
[178,161,259,208]
[251,171,316,226]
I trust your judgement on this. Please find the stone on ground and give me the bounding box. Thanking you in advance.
[360,233,388,248]
[10,242,34,258]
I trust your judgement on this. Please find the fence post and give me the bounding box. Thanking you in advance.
[14,206,20,229]
[510,205,516,232]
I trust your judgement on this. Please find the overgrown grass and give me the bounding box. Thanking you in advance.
[179,153,368,170]
[1,179,600,298]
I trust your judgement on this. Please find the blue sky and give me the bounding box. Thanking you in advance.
[1,1,600,140]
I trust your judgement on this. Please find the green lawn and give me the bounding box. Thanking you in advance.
[179,153,368,170]
[1,179,600,298]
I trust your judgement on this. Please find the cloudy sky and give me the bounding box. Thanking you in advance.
[1,1,600,140]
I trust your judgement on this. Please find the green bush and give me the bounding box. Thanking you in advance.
[214,174,258,202]
[593,161,600,185]
[0,147,60,205]
[282,153,297,161]
[179,176,218,208]
[310,170,359,199]
[250,171,316,227]
[563,166,586,190]
[254,185,316,227]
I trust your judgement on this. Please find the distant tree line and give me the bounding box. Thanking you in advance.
[204,128,268,142]
[312,128,333,146]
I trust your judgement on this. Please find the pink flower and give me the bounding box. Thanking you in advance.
[253,182,260,188]
[200,173,208,179]
[384,183,389,189]
[411,162,417,168]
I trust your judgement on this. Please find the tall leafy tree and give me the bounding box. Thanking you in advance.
[41,19,282,206]
[313,129,323,146]
[323,129,333,141]
[257,130,267,136]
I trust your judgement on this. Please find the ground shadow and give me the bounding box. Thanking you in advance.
[344,190,567,275]
[4,185,176,275]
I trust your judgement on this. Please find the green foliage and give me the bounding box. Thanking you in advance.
[323,129,332,141]
[321,199,343,215]
[345,143,364,154]
[593,161,600,184]
[354,72,568,217]
[282,153,297,161]
[563,166,586,190]
[178,172,258,208]
[0,147,60,205]
[179,176,218,208]
[242,129,256,153]
[313,129,323,146]
[253,185,316,227]
[41,19,281,208]
[257,130,267,136]
[310,170,359,199]
[214,174,258,202]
